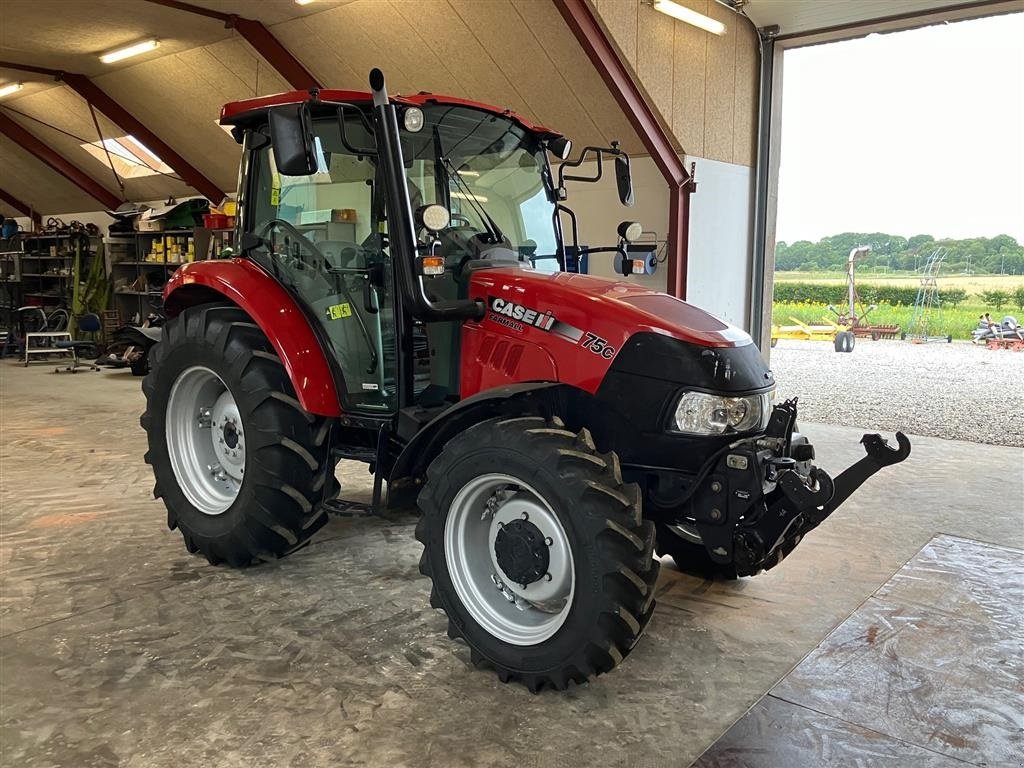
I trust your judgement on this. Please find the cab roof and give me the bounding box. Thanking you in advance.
[220,89,557,137]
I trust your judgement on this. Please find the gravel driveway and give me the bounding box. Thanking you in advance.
[770,339,1023,447]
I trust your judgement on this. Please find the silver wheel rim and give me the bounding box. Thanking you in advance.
[165,366,245,515]
[445,473,574,646]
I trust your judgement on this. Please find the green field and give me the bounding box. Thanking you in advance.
[772,272,1023,339]
[774,272,1024,293]
[771,301,989,339]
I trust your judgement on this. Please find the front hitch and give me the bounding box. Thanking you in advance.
[810,432,911,524]
[732,430,911,575]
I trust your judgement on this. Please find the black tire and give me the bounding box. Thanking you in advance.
[141,303,337,566]
[833,331,854,353]
[655,522,738,580]
[415,415,659,691]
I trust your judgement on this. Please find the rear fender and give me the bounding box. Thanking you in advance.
[164,259,341,416]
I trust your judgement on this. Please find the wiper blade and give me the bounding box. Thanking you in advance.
[442,156,504,242]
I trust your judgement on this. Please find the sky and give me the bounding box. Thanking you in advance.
[776,12,1024,245]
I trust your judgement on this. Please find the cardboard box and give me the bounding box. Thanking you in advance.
[135,217,164,232]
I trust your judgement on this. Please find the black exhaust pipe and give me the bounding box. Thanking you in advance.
[367,68,483,323]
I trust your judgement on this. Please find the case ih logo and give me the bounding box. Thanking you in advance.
[487,296,591,347]
[488,297,556,331]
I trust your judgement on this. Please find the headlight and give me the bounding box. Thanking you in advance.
[671,391,771,435]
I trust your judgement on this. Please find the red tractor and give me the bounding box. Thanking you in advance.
[143,69,909,691]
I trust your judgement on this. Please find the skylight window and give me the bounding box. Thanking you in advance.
[80,135,173,179]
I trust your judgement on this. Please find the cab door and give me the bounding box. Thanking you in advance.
[242,120,399,413]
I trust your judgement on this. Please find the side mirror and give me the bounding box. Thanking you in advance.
[615,153,634,207]
[268,103,317,176]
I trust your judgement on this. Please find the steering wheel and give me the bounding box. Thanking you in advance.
[260,218,330,275]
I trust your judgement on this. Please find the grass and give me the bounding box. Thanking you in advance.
[774,271,1024,294]
[771,300,1002,340]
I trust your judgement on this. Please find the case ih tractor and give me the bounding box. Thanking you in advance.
[143,69,909,691]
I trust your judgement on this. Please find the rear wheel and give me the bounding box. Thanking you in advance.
[416,416,659,691]
[142,303,337,566]
[655,522,738,580]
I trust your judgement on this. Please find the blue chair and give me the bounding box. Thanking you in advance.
[55,313,102,373]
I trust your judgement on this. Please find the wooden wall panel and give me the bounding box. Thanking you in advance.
[703,0,736,163]
[672,0,708,159]
[390,0,534,119]
[449,0,607,150]
[0,137,104,214]
[514,0,639,151]
[733,20,758,167]
[595,0,638,64]
[635,2,676,128]
[594,0,759,167]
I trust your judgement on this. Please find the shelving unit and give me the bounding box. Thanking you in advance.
[1,247,22,355]
[110,229,193,325]
[109,227,235,325]
[16,232,100,314]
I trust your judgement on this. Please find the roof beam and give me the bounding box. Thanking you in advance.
[0,111,123,210]
[60,73,227,204]
[0,187,42,228]
[142,0,321,91]
[553,0,694,299]
[0,61,227,205]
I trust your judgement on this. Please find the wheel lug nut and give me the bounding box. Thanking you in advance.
[544,573,552,581]
[521,512,529,520]
[544,537,553,546]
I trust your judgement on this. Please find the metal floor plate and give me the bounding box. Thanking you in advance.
[696,535,1024,767]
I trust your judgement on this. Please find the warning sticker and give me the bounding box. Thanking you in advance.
[326,303,352,320]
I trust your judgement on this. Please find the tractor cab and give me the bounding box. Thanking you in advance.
[219,76,639,415]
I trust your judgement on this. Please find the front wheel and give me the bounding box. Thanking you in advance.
[141,303,337,566]
[416,416,659,691]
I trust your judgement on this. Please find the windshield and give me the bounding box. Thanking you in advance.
[402,105,559,267]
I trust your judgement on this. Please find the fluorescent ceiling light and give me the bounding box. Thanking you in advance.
[651,0,726,35]
[0,82,23,98]
[295,0,316,5]
[100,39,160,64]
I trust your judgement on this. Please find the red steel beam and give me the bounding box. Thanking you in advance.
[0,60,227,204]
[60,73,227,204]
[142,0,321,91]
[0,111,123,210]
[228,17,321,91]
[553,0,693,299]
[0,187,42,228]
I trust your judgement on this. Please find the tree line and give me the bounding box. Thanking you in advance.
[775,232,1024,275]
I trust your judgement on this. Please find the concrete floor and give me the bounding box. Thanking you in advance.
[1,361,1022,768]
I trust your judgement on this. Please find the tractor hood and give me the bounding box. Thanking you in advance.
[470,268,752,349]
[463,267,767,397]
